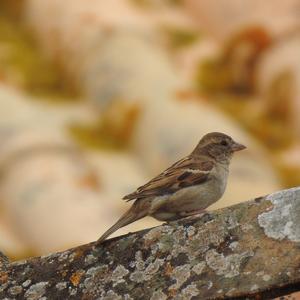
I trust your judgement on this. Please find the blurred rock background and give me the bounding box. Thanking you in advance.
[0,0,299,260]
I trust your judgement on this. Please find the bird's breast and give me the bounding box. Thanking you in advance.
[170,164,229,210]
[150,163,229,214]
[212,163,229,197]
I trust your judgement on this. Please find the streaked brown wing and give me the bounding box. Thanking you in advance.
[123,156,214,201]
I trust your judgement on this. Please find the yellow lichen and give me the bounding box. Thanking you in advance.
[70,270,85,287]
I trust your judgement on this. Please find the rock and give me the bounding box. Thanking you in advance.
[183,0,300,40]
[24,1,193,109]
[81,32,180,108]
[24,0,155,92]
[0,221,26,262]
[0,85,155,255]
[257,35,300,135]
[1,187,300,299]
[0,146,156,255]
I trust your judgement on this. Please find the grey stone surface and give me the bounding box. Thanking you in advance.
[1,188,300,299]
[258,187,300,242]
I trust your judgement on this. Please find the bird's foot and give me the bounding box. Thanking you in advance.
[180,209,207,218]
[179,209,208,222]
[180,209,206,217]
[166,210,207,225]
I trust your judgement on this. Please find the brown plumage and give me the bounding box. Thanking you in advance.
[97,132,246,243]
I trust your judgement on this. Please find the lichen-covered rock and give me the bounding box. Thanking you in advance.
[258,187,300,242]
[1,187,300,299]
[0,251,9,271]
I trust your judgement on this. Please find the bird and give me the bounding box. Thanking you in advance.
[97,132,246,243]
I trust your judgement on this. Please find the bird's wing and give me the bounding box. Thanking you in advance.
[123,156,214,201]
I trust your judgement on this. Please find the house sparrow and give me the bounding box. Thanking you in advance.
[97,132,246,243]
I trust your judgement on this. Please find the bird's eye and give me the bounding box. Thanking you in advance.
[221,140,228,146]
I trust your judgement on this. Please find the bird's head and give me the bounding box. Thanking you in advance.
[192,132,246,162]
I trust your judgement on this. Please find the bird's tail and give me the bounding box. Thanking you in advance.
[97,201,149,243]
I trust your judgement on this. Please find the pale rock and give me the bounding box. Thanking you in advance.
[24,0,192,109]
[0,219,28,259]
[0,148,152,254]
[184,0,300,40]
[81,32,180,108]
[174,39,218,82]
[257,35,300,134]
[24,0,155,89]
[0,85,155,255]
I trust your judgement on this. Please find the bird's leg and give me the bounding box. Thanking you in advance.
[179,209,207,217]
[166,209,207,225]
[178,209,207,221]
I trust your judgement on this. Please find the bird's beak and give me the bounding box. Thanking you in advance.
[232,142,246,152]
